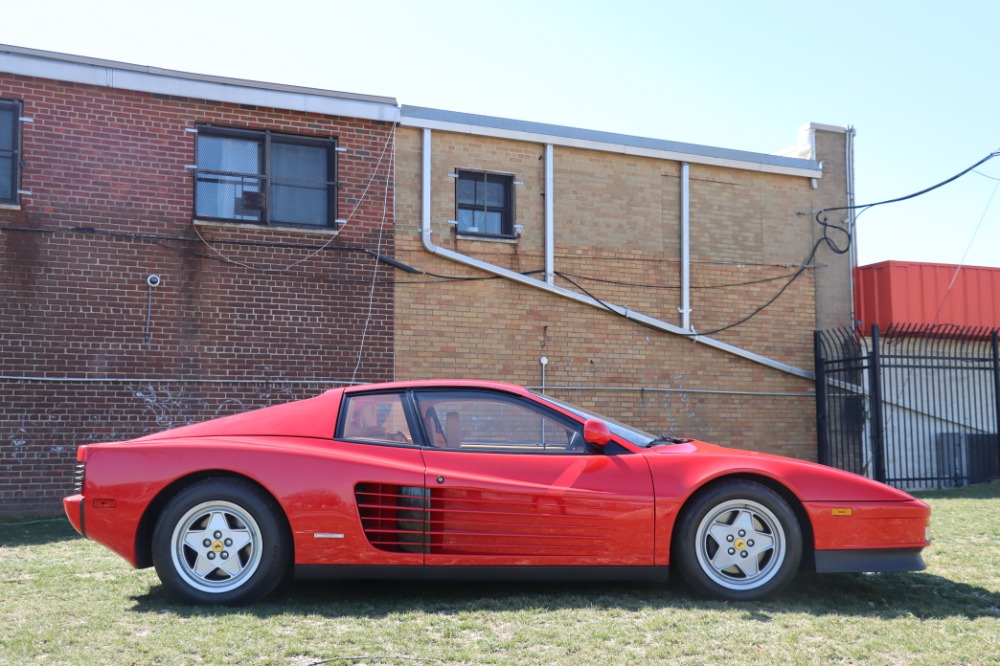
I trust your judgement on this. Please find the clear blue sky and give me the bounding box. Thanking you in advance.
[3,0,998,267]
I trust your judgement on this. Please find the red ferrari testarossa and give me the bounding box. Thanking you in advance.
[64,380,930,604]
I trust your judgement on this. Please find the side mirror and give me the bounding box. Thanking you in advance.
[583,419,611,447]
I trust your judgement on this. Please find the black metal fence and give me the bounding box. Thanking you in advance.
[815,324,1000,490]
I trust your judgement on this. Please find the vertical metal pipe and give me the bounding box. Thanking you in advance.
[545,144,555,285]
[992,330,1000,480]
[681,162,691,330]
[846,127,858,327]
[869,325,887,483]
[421,129,432,241]
[814,331,830,465]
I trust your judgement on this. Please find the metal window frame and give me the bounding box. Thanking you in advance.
[0,99,22,205]
[193,125,338,228]
[454,169,515,238]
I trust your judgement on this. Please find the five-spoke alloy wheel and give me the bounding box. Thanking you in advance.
[674,480,802,601]
[152,479,289,604]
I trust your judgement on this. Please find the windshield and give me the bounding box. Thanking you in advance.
[529,391,659,447]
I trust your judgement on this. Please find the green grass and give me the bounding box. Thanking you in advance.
[1,485,998,665]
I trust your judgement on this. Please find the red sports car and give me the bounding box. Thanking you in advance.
[63,380,930,604]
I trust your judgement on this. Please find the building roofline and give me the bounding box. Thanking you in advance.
[401,105,824,178]
[0,43,400,123]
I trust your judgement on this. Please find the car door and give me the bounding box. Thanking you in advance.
[322,390,427,566]
[414,389,655,567]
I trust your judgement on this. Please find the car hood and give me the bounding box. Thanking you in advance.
[642,439,921,503]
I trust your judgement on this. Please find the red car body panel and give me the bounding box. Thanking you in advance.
[63,379,930,585]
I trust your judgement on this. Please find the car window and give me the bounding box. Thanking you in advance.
[414,391,582,453]
[338,393,414,445]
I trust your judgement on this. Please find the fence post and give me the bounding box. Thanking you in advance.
[992,330,1000,481]
[868,324,887,483]
[814,331,830,466]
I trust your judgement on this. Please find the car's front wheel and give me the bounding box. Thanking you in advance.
[152,478,289,604]
[673,480,802,601]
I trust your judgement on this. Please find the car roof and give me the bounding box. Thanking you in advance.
[342,379,530,394]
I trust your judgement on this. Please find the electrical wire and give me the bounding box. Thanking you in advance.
[553,269,803,290]
[351,128,396,383]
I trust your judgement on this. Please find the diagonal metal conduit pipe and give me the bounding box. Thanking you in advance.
[419,128,814,381]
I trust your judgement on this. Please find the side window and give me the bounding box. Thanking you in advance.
[338,393,413,445]
[0,99,22,205]
[455,169,514,237]
[414,391,582,453]
[194,126,337,228]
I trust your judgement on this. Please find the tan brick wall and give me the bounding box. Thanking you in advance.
[393,126,847,461]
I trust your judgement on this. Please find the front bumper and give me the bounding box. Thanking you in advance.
[814,547,925,573]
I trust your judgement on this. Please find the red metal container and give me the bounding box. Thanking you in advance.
[854,261,1000,333]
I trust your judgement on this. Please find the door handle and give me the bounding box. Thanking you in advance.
[436,476,445,484]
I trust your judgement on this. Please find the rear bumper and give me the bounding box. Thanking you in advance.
[814,547,925,574]
[63,494,85,537]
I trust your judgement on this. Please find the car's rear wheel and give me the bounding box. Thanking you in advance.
[674,480,802,601]
[152,479,289,605]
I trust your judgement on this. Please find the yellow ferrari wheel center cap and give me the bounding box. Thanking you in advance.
[734,538,747,550]
[211,541,224,553]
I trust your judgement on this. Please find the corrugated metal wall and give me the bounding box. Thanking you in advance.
[855,261,1000,333]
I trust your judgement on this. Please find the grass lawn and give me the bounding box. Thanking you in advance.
[1,484,997,665]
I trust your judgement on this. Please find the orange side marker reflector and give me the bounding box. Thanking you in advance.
[831,507,853,516]
[93,499,116,509]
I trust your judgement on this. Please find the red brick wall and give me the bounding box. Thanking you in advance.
[0,73,395,516]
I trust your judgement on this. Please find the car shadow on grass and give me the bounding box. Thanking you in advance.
[129,569,999,621]
[0,517,80,547]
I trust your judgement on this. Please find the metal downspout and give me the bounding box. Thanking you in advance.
[680,162,692,330]
[846,126,858,327]
[419,128,814,381]
[545,144,555,285]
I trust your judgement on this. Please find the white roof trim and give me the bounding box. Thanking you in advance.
[402,108,824,179]
[0,44,400,123]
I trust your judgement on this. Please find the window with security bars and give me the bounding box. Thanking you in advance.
[0,99,21,205]
[194,127,337,227]
[455,170,514,237]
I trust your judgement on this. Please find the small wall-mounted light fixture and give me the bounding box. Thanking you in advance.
[513,224,524,237]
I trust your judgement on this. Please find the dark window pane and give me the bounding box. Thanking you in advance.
[0,106,13,150]
[195,135,262,221]
[484,211,503,235]
[457,177,476,205]
[485,180,506,207]
[0,104,16,202]
[0,156,11,201]
[270,142,328,225]
[197,135,259,175]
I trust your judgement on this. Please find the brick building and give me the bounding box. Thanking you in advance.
[0,46,398,515]
[1,45,854,516]
[392,109,853,461]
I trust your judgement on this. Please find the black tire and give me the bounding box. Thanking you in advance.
[152,478,289,605]
[673,480,802,601]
